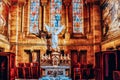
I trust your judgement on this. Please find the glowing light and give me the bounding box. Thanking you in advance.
[50,0,62,28]
[29,0,40,34]
[72,0,83,33]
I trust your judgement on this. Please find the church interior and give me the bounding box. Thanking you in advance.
[0,0,120,80]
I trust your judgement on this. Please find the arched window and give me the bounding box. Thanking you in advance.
[50,0,62,28]
[72,0,83,33]
[29,0,40,34]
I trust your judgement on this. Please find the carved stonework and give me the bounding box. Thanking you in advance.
[51,52,60,66]
[41,0,48,6]
[63,0,71,6]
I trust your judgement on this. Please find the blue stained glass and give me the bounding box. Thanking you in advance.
[72,0,83,33]
[55,14,61,21]
[76,16,80,22]
[29,0,40,34]
[50,0,62,28]
[73,3,80,9]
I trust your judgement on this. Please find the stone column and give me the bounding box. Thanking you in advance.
[41,0,48,31]
[9,2,18,46]
[65,4,69,32]
[18,1,26,40]
[85,1,91,33]
[92,0,101,52]
[10,0,26,65]
[92,0,101,66]
[18,1,26,33]
[63,0,71,40]
[9,2,19,66]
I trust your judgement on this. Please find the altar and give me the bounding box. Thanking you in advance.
[40,51,71,79]
[41,66,70,77]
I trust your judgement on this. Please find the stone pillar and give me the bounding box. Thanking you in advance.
[18,1,26,33]
[41,0,48,31]
[92,0,101,53]
[10,0,26,65]
[18,1,26,40]
[10,2,18,44]
[9,2,19,66]
[92,0,101,66]
[23,0,28,36]
[63,0,71,40]
[39,5,42,31]
[84,1,91,34]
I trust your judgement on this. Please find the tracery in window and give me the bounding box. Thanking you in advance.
[50,0,62,28]
[72,0,83,33]
[29,0,40,34]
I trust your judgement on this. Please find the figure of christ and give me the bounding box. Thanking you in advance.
[44,24,64,51]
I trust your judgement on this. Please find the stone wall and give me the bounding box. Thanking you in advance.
[1,0,102,66]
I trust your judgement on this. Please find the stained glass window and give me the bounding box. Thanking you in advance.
[50,0,62,28]
[29,0,40,34]
[72,0,83,33]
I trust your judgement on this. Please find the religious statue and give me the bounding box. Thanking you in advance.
[44,24,64,51]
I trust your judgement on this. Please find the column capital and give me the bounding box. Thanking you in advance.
[63,0,71,6]
[41,0,48,6]
[10,0,26,6]
[18,0,26,6]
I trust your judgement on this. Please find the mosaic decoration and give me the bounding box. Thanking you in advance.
[72,0,83,33]
[29,0,40,34]
[50,0,62,28]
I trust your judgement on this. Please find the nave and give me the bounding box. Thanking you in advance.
[0,0,120,80]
